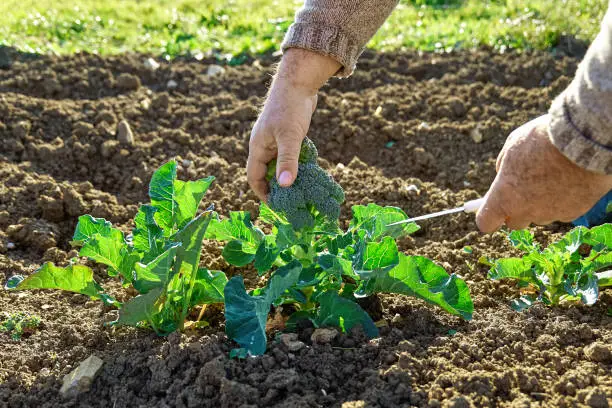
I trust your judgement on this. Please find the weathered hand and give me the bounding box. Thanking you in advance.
[247,49,341,201]
[476,115,612,232]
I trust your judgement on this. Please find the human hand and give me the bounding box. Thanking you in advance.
[476,115,612,232]
[247,49,341,201]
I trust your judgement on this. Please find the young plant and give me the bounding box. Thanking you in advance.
[6,161,227,334]
[207,139,474,355]
[0,312,41,340]
[485,226,612,311]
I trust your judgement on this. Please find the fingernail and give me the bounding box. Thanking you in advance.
[278,171,292,186]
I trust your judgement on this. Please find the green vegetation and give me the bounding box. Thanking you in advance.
[483,226,612,311]
[209,148,472,355]
[0,0,606,59]
[7,161,227,334]
[267,138,344,230]
[0,312,41,340]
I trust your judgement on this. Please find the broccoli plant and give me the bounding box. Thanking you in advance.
[207,140,473,356]
[6,161,227,334]
[485,226,612,311]
[0,312,41,340]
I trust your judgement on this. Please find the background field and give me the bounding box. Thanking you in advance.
[0,0,607,62]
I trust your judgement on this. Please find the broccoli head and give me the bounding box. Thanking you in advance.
[267,138,345,230]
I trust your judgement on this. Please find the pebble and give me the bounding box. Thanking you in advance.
[471,126,483,143]
[116,120,134,145]
[279,333,305,351]
[116,73,141,91]
[584,342,611,363]
[143,57,160,71]
[6,242,15,250]
[311,328,338,344]
[167,79,178,89]
[207,64,225,76]
[60,355,103,397]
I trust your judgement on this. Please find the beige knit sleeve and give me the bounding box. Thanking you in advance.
[281,0,399,77]
[548,0,612,174]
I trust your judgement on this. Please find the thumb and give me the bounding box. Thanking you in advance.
[475,187,508,233]
[275,136,303,187]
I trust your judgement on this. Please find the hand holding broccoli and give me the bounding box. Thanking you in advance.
[267,138,345,229]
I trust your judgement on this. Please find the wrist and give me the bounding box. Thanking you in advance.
[274,48,341,94]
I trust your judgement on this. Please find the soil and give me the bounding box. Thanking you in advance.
[0,49,610,408]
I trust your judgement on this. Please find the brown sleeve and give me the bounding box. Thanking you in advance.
[548,1,612,174]
[281,0,399,77]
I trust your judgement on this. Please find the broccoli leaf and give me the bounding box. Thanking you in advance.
[488,258,540,287]
[315,291,378,338]
[72,215,121,246]
[132,205,164,260]
[508,229,539,252]
[206,211,263,252]
[350,204,419,240]
[510,295,536,312]
[190,269,228,305]
[172,212,212,278]
[13,263,115,304]
[353,236,400,277]
[223,240,257,266]
[254,238,280,274]
[133,243,180,294]
[359,254,473,320]
[115,287,163,327]
[149,160,214,233]
[597,270,612,287]
[79,233,140,282]
[224,260,302,355]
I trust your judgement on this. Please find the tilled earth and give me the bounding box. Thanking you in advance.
[0,49,610,408]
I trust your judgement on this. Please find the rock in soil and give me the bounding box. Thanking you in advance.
[116,120,134,145]
[311,328,338,344]
[59,355,104,397]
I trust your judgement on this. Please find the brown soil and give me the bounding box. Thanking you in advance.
[1,50,610,408]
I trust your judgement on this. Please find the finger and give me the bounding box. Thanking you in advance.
[475,189,509,233]
[247,139,277,201]
[275,135,303,187]
[505,217,531,231]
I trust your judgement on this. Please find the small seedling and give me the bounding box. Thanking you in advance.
[487,227,612,311]
[0,312,41,340]
[7,161,227,334]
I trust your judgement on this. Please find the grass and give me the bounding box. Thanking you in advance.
[0,0,607,60]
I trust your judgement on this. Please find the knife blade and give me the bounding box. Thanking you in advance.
[388,197,485,226]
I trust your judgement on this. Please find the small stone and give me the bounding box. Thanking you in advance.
[152,93,170,110]
[341,402,365,408]
[182,159,192,168]
[584,342,611,363]
[403,184,420,194]
[311,328,338,344]
[207,64,225,76]
[116,73,141,91]
[391,314,404,324]
[60,355,103,397]
[279,333,305,351]
[140,99,151,110]
[6,242,15,250]
[143,57,160,71]
[417,122,430,130]
[585,388,609,408]
[471,126,483,143]
[116,120,134,145]
[167,79,178,89]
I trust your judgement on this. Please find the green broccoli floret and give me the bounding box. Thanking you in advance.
[267,138,345,230]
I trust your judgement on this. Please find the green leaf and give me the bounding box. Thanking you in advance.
[275,223,297,250]
[133,244,180,294]
[315,291,378,338]
[149,160,214,233]
[190,269,227,305]
[223,240,257,266]
[72,215,122,246]
[172,212,212,278]
[13,263,112,303]
[254,239,280,274]
[350,203,419,240]
[360,254,474,320]
[115,287,163,327]
[489,257,540,286]
[79,234,140,282]
[508,229,539,252]
[353,236,399,277]
[206,211,263,251]
[259,202,286,225]
[585,224,612,249]
[132,205,164,260]
[224,260,302,355]
[573,274,599,305]
[317,254,355,279]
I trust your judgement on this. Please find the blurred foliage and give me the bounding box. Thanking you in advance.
[0,0,607,59]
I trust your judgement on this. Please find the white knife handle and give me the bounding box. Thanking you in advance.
[464,198,485,214]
